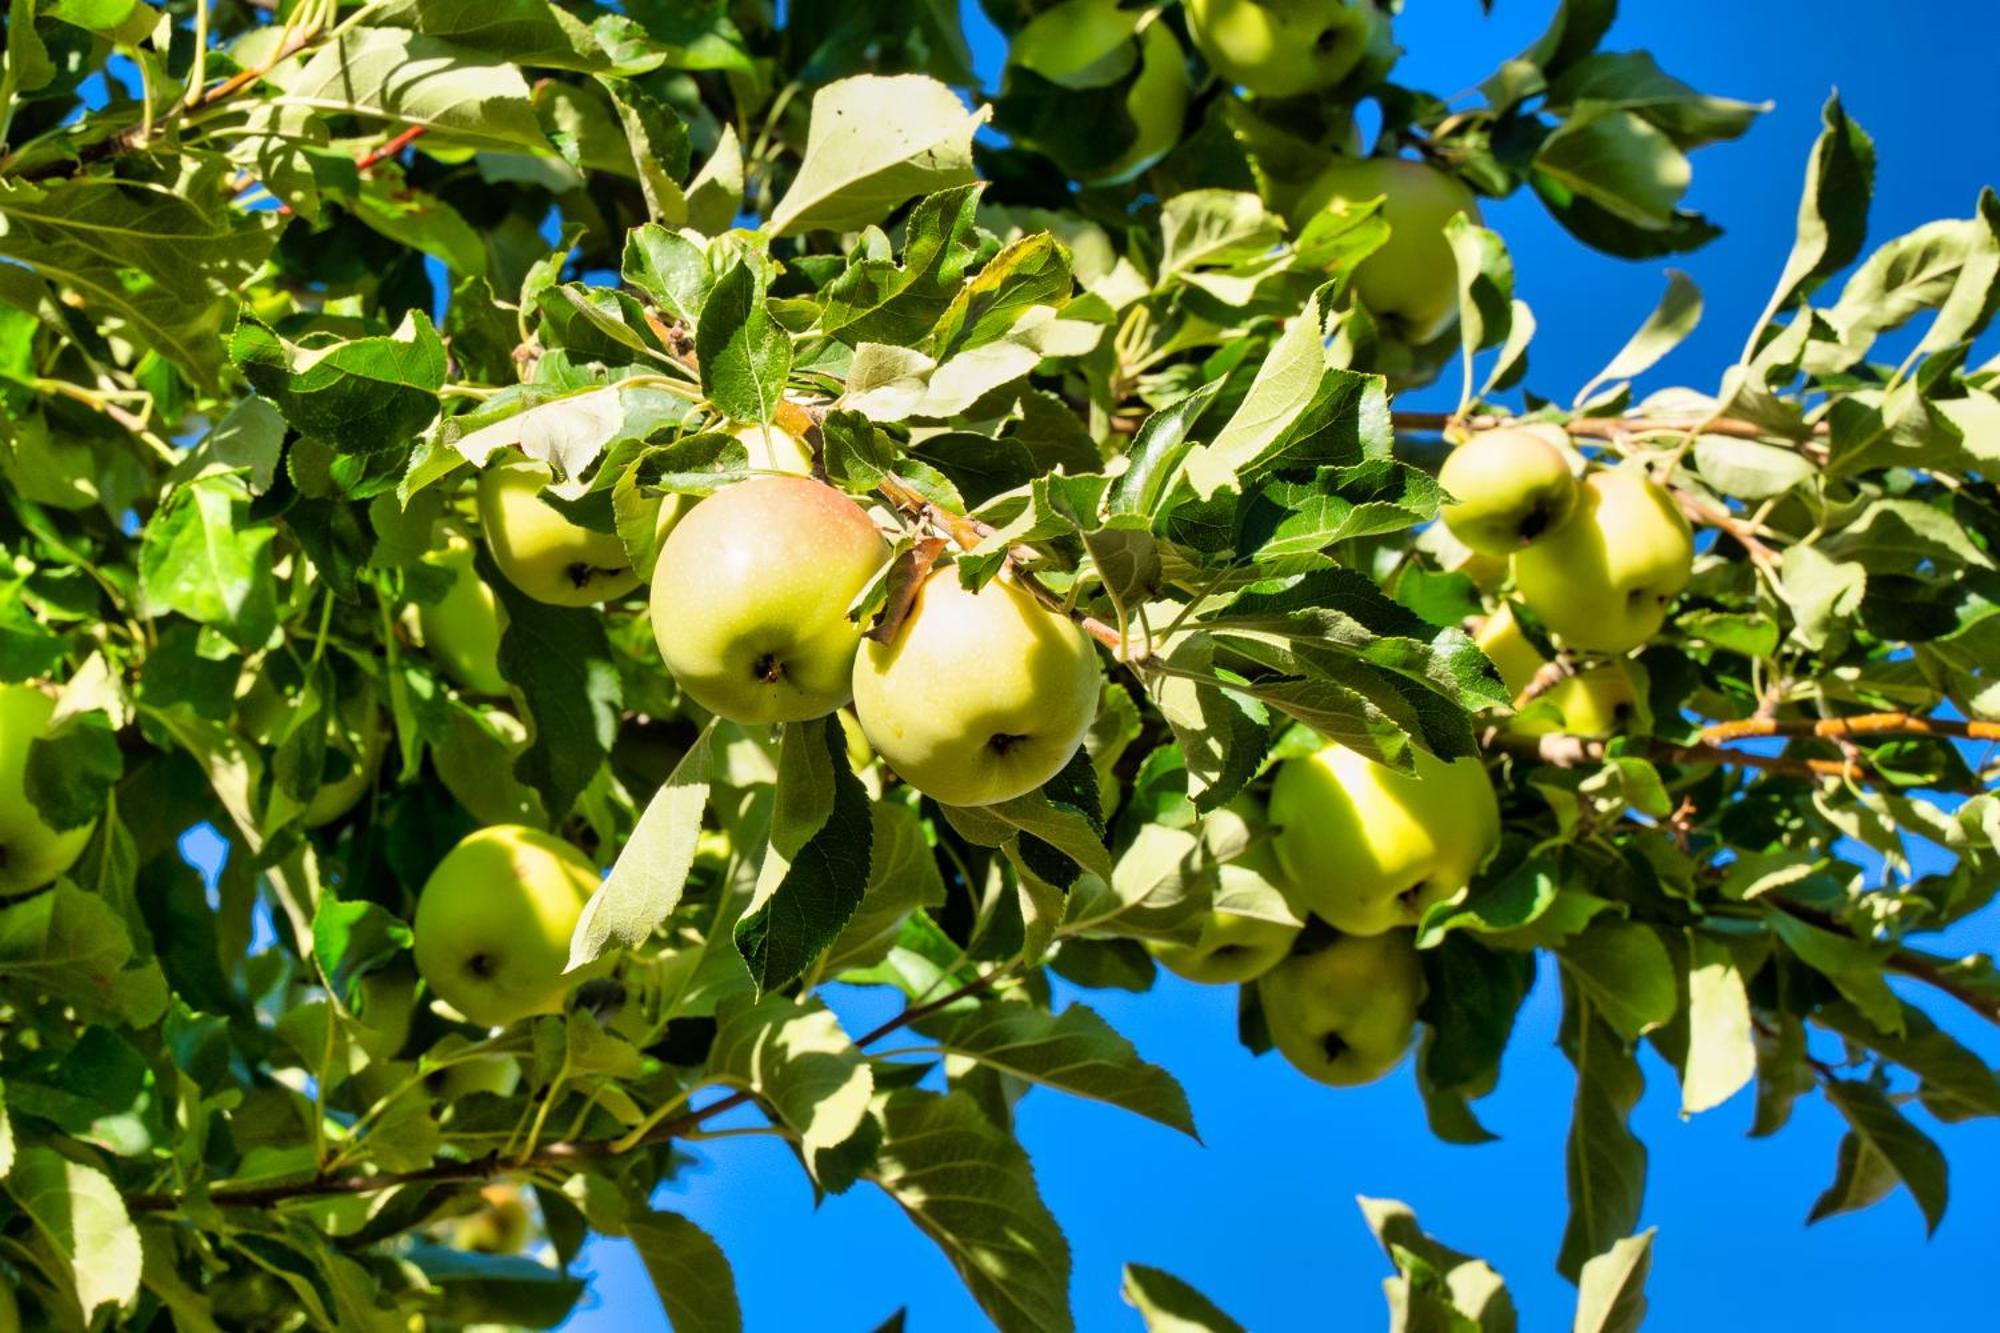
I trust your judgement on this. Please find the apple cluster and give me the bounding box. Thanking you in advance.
[393,430,1108,1029]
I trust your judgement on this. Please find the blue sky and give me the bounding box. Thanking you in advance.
[543,2,2000,1326]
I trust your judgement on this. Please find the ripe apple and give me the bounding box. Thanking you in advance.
[649,476,889,725]
[1186,0,1388,98]
[1439,428,1579,557]
[240,670,385,828]
[1010,0,1189,185]
[1269,740,1499,935]
[0,683,94,896]
[853,569,1102,807]
[1258,930,1423,1086]
[1475,605,1642,737]
[1290,156,1481,342]
[736,421,812,475]
[1512,469,1693,655]
[1149,867,1301,985]
[412,825,608,1029]
[477,457,639,606]
[418,531,509,697]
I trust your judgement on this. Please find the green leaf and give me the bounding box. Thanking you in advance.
[1416,935,1535,1146]
[24,705,118,832]
[1691,435,1816,502]
[1768,910,1902,1036]
[819,186,986,345]
[1556,983,1648,1282]
[1756,94,1876,327]
[1536,107,1692,230]
[230,310,446,457]
[0,883,166,1026]
[375,0,609,71]
[866,1090,1073,1333]
[312,896,412,1006]
[735,718,874,993]
[488,552,622,821]
[626,1209,742,1333]
[697,260,792,423]
[571,723,713,970]
[1576,270,1702,405]
[1679,932,1755,1115]
[1558,920,1677,1042]
[822,801,947,976]
[710,992,873,1175]
[4,1145,142,1316]
[1808,1080,1948,1233]
[1121,1263,1248,1333]
[275,28,550,149]
[1358,1196,1516,1333]
[769,75,986,236]
[0,163,277,386]
[915,999,1196,1136]
[1814,1000,2000,1122]
[1571,1229,1654,1333]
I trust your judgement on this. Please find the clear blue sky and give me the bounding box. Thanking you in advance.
[548,3,2000,1326]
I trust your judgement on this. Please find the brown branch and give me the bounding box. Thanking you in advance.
[1702,712,2000,745]
[355,124,428,173]
[1394,410,1829,446]
[127,969,1016,1214]
[1491,731,1866,783]
[1672,489,1783,571]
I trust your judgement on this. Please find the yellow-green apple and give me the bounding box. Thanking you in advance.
[418,531,509,697]
[649,476,889,725]
[1148,867,1301,984]
[1512,468,1693,655]
[1439,428,1579,556]
[412,825,607,1028]
[1186,0,1387,97]
[853,569,1101,807]
[1269,740,1499,935]
[1258,930,1423,1085]
[450,1183,535,1254]
[736,421,813,475]
[1290,156,1481,341]
[1010,0,1189,185]
[0,683,94,896]
[240,671,386,828]
[1475,605,1642,737]
[477,458,639,606]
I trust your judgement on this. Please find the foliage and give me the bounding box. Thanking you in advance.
[0,0,1994,1328]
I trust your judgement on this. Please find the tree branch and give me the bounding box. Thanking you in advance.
[1490,731,1869,783]
[1702,712,2000,745]
[125,968,1015,1214]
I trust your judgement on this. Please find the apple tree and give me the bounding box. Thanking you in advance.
[0,0,1996,1328]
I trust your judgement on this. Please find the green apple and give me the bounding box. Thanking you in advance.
[1259,930,1423,1086]
[1269,741,1499,935]
[450,1183,534,1254]
[1149,867,1301,985]
[419,531,509,697]
[853,569,1101,807]
[1291,156,1481,342]
[412,825,607,1029]
[240,669,385,828]
[423,1032,522,1100]
[1512,468,1693,655]
[650,476,889,725]
[1187,0,1387,98]
[735,421,812,475]
[477,457,639,606]
[1011,0,1189,185]
[1475,605,1642,737]
[0,683,94,896]
[1439,428,1579,556]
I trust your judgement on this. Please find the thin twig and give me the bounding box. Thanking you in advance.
[1765,898,2000,1026]
[1702,712,2000,745]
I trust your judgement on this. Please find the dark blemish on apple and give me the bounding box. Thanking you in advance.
[1397,879,1428,913]
[1320,1031,1350,1063]
[1211,944,1248,961]
[986,732,1029,755]
[465,952,497,980]
[567,562,595,588]
[1517,501,1557,544]
[752,653,786,684]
